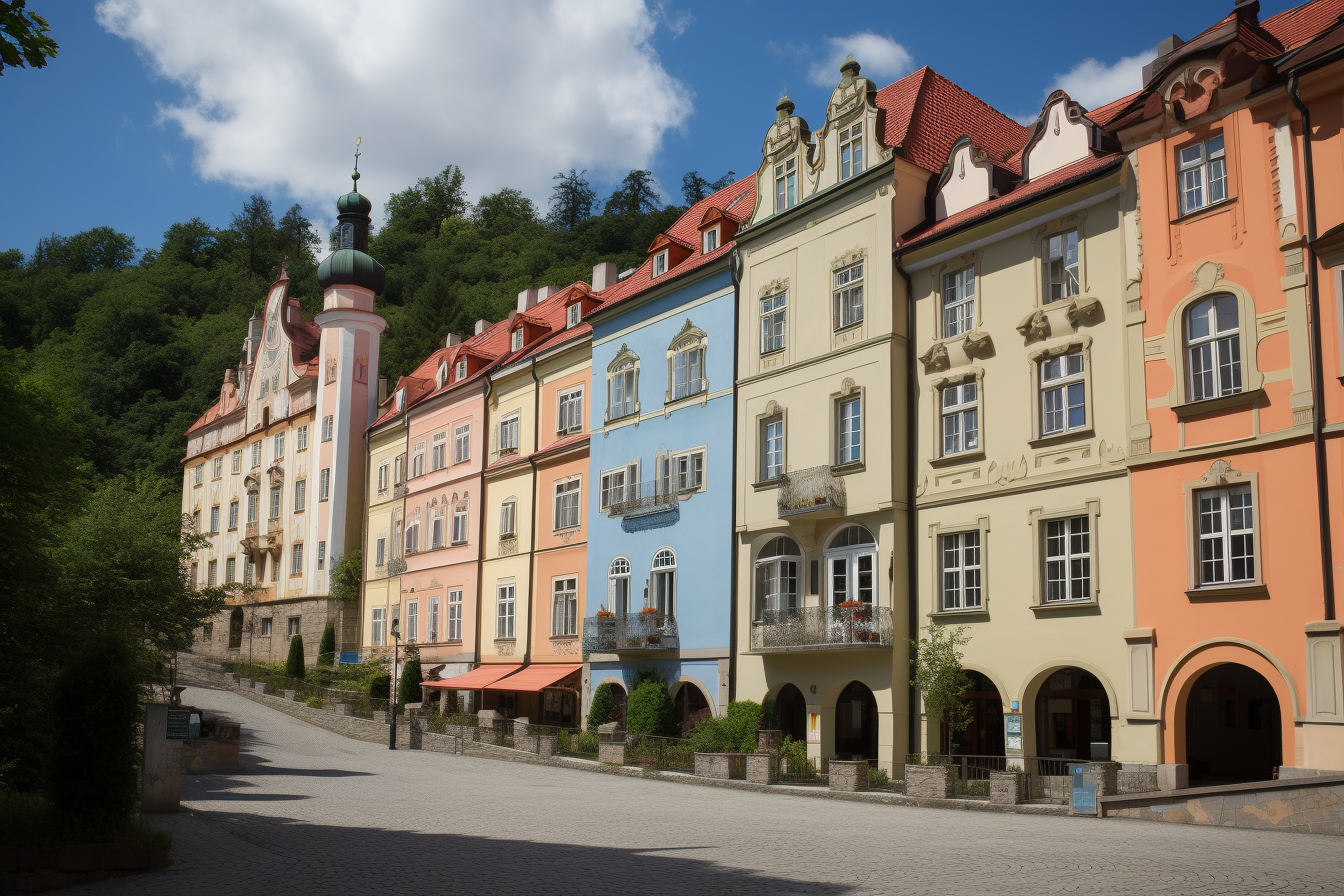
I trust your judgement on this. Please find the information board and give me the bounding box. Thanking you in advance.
[166,708,192,740]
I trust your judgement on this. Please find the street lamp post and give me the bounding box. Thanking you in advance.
[388,618,401,750]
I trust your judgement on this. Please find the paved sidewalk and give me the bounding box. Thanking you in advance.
[67,687,1342,896]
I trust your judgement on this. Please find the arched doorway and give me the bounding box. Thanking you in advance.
[673,681,710,732]
[775,683,807,743]
[1185,663,1281,783]
[1033,667,1111,761]
[943,671,1004,755]
[228,607,244,649]
[834,680,878,761]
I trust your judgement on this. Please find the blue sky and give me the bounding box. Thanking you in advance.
[0,0,1305,258]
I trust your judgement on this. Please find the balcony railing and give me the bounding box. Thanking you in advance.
[582,612,679,655]
[267,517,283,534]
[245,521,259,538]
[393,483,409,499]
[777,465,846,518]
[386,557,407,576]
[607,482,686,518]
[749,605,893,653]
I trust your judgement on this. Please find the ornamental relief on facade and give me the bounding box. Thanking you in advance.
[758,278,789,299]
[552,638,580,656]
[830,247,867,271]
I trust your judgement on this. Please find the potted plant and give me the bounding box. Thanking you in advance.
[640,606,659,614]
[596,609,614,618]
[646,634,662,645]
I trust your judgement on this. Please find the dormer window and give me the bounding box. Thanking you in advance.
[775,159,797,212]
[1178,135,1227,216]
[394,389,406,412]
[839,123,864,181]
[436,363,448,389]
[653,251,668,278]
[512,328,524,351]
[566,303,582,328]
[702,227,719,253]
[455,360,467,380]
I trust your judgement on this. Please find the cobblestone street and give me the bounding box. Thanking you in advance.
[68,687,1343,896]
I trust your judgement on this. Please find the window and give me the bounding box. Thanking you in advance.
[429,595,439,642]
[377,462,389,493]
[431,431,447,470]
[448,589,463,640]
[832,262,864,330]
[566,303,582,328]
[405,521,420,553]
[251,441,262,468]
[652,251,668,277]
[193,464,203,485]
[760,291,786,354]
[231,450,242,474]
[394,454,404,485]
[376,536,387,567]
[319,468,330,502]
[296,425,308,451]
[192,509,200,532]
[371,607,386,647]
[942,265,975,337]
[452,503,469,544]
[600,464,638,511]
[269,486,281,519]
[226,557,236,583]
[244,555,254,585]
[455,359,467,380]
[497,584,516,639]
[761,415,784,481]
[557,387,583,434]
[453,423,471,464]
[498,414,520,453]
[702,227,719,253]
[755,536,801,617]
[246,493,258,524]
[407,600,418,643]
[552,577,578,636]
[1197,485,1255,585]
[1040,351,1086,436]
[294,480,307,512]
[941,382,979,456]
[207,559,218,587]
[321,415,334,442]
[554,478,581,530]
[317,541,325,571]
[432,515,444,549]
[608,358,637,420]
[837,395,862,465]
[412,443,425,478]
[839,122,864,180]
[210,505,220,533]
[650,549,676,615]
[511,328,524,351]
[287,616,300,638]
[940,532,982,610]
[671,449,705,493]
[228,499,239,530]
[1186,295,1242,401]
[1178,134,1227,215]
[291,543,304,576]
[671,342,705,400]
[775,158,797,211]
[261,617,273,636]
[826,525,876,605]
[1044,230,1079,303]
[274,433,285,459]
[608,558,631,614]
[436,363,449,389]
[499,500,517,538]
[212,456,223,479]
[1044,515,1090,603]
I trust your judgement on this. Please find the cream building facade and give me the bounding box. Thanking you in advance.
[360,412,407,660]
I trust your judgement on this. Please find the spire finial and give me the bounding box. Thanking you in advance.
[352,136,362,188]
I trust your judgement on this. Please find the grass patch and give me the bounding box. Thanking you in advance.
[0,790,171,850]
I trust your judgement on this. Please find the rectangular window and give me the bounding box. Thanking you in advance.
[498,414,520,452]
[832,262,864,330]
[405,522,420,553]
[394,454,404,485]
[431,516,444,549]
[371,607,385,647]
[377,462,389,493]
[228,499,239,530]
[941,382,979,456]
[760,292,786,354]
[940,532,982,610]
[837,396,862,465]
[274,433,285,459]
[1044,229,1080,303]
[212,456,223,479]
[317,541,326,571]
[226,557,236,583]
[702,227,719,253]
[1187,295,1243,401]
[455,359,466,380]
[407,600,418,643]
[671,346,705,400]
[1040,351,1087,436]
[653,252,668,277]
[511,328,524,352]
[1198,485,1255,585]
[1178,134,1227,215]
[412,443,425,478]
[288,616,300,638]
[210,505,220,533]
[296,425,308,451]
[497,584,515,639]
[500,500,517,537]
[319,468,330,502]
[552,577,578,637]
[554,478,581,530]
[431,431,447,470]
[244,555,254,585]
[672,449,705,493]
[321,415,334,442]
[453,423,471,464]
[775,158,797,211]
[1044,515,1091,602]
[272,554,280,581]
[941,265,975,337]
[291,543,303,575]
[376,536,387,567]
[269,486,281,519]
[600,468,626,511]
[251,441,262,468]
[557,387,583,434]
[761,416,784,481]
[261,617,273,636]
[452,505,469,544]
[608,369,635,419]
[448,589,463,641]
[193,464,203,485]
[294,480,307,512]
[429,595,439,643]
[566,303,582,328]
[231,450,242,474]
[207,559,218,587]
[839,122,864,180]
[246,493,258,524]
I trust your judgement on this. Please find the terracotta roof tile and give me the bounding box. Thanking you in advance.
[876,67,1030,174]
[1262,0,1344,51]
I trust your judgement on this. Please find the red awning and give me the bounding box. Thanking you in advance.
[484,663,582,693]
[423,664,522,690]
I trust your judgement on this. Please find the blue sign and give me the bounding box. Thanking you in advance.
[1010,700,1019,711]
[1071,763,1100,815]
[339,651,360,664]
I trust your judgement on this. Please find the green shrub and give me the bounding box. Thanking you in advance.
[397,655,423,706]
[317,623,336,669]
[868,767,890,789]
[47,634,140,835]
[305,697,323,709]
[779,736,811,775]
[369,674,391,701]
[285,634,305,680]
[684,699,762,754]
[625,675,676,737]
[586,682,617,732]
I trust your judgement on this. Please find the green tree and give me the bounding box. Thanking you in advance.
[472,188,537,231]
[605,170,662,216]
[685,700,762,754]
[625,671,676,737]
[0,1,58,75]
[317,622,336,669]
[383,164,468,238]
[398,651,423,706]
[680,170,736,205]
[586,681,617,731]
[547,169,596,230]
[328,550,362,603]
[31,227,137,273]
[286,633,306,680]
[910,625,973,751]
[231,193,279,279]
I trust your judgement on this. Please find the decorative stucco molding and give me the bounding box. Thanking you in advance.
[919,342,950,374]
[758,278,789,299]
[1016,310,1050,344]
[831,247,867,271]
[961,330,994,360]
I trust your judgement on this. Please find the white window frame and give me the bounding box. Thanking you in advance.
[553,477,581,530]
[836,395,862,465]
[448,589,463,641]
[825,525,877,606]
[650,549,677,615]
[377,462,389,493]
[775,158,797,212]
[429,595,439,643]
[294,479,307,512]
[552,576,578,637]
[761,415,784,481]
[452,503,469,545]
[193,464,203,486]
[940,382,979,457]
[231,450,242,474]
[453,422,471,464]
[296,425,308,451]
[251,441,262,468]
[431,431,447,470]
[1178,134,1228,216]
[246,494,258,525]
[455,359,467,380]
[291,543,304,576]
[212,456,223,480]
[228,499,238,530]
[321,416,333,442]
[498,413,521,453]
[652,251,668,278]
[436,362,448,389]
[608,557,632,615]
[407,600,418,643]
[702,226,719,253]
[839,122,864,181]
[1040,350,1087,437]
[431,514,444,549]
[371,607,386,647]
[511,328,524,352]
[1043,514,1091,603]
[274,433,285,459]
[760,291,787,354]
[207,559,217,587]
[1043,229,1080,303]
[939,531,982,610]
[319,468,330,502]
[754,536,801,617]
[670,448,705,493]
[269,486,281,520]
[670,342,706,401]
[412,443,425,478]
[499,499,517,538]
[317,541,325,571]
[566,303,582,328]
[607,362,637,420]
[557,386,583,434]
[375,535,386,567]
[225,556,236,583]
[496,583,516,639]
[1185,295,1243,402]
[941,264,975,337]
[210,504,220,533]
[1197,485,1256,586]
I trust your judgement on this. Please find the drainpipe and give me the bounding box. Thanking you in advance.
[895,248,920,756]
[524,357,541,669]
[728,248,743,704]
[473,378,493,703]
[1289,72,1337,621]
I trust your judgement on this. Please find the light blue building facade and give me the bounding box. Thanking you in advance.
[583,262,737,727]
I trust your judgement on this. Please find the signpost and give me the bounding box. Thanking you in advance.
[1071,763,1102,816]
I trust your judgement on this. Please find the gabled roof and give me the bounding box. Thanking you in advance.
[369,318,511,429]
[1262,0,1344,51]
[876,67,1029,174]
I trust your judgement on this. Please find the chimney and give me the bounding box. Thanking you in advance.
[516,288,538,313]
[535,284,560,302]
[475,319,488,335]
[444,333,462,348]
[378,375,388,404]
[592,262,618,291]
[1144,34,1184,83]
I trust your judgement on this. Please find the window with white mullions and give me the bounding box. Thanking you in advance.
[557,387,583,434]
[1186,295,1242,401]
[608,358,637,420]
[761,415,784,481]
[1043,229,1079,303]
[552,577,578,637]
[760,292,787,354]
[826,525,876,605]
[554,478,581,530]
[941,382,978,456]
[671,343,705,400]
[499,500,517,538]
[1178,135,1227,215]
[498,413,520,452]
[839,123,864,180]
[448,589,462,641]
[775,158,797,211]
[451,503,468,544]
[1044,515,1090,602]
[942,265,975,337]
[431,432,447,470]
[1040,351,1086,436]
[608,557,631,614]
[650,549,677,615]
[671,449,704,493]
[497,584,515,639]
[837,396,862,464]
[832,262,864,329]
[1198,485,1255,585]
[754,536,801,617]
[940,531,982,610]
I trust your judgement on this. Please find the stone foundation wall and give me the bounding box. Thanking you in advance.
[695,753,731,779]
[746,753,779,785]
[598,742,627,765]
[990,771,1026,805]
[1102,774,1344,836]
[1118,763,1159,794]
[189,596,345,668]
[905,764,954,799]
[829,760,869,793]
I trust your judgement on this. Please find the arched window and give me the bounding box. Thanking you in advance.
[667,321,707,401]
[825,525,876,606]
[650,549,677,616]
[608,557,631,615]
[755,536,801,618]
[436,362,448,389]
[1185,295,1241,401]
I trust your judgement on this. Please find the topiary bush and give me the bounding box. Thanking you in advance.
[285,634,305,680]
[397,654,423,706]
[625,671,676,737]
[317,623,336,669]
[586,682,617,732]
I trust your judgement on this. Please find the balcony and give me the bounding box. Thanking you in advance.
[607,482,684,519]
[749,605,893,653]
[266,517,283,535]
[244,521,259,538]
[777,466,846,519]
[386,557,407,576]
[393,483,409,499]
[583,612,679,656]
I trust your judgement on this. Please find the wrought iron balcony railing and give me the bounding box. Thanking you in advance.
[386,557,407,576]
[582,612,679,655]
[777,465,846,518]
[267,518,283,534]
[749,605,893,653]
[607,482,687,518]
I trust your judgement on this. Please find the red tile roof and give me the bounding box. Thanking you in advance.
[1086,91,1141,128]
[877,67,1030,174]
[1262,0,1344,51]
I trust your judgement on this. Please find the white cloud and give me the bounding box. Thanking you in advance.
[96,0,693,223]
[1048,49,1156,111]
[651,0,694,39]
[807,32,913,88]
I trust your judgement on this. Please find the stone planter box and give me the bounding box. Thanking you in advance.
[253,682,267,694]
[598,741,627,765]
[746,753,779,784]
[515,734,540,753]
[829,759,869,792]
[331,703,349,716]
[536,734,558,758]
[283,689,296,702]
[905,763,955,799]
[990,770,1027,805]
[756,730,785,754]
[238,678,252,690]
[695,753,747,779]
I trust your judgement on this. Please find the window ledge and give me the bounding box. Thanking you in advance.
[551,526,580,534]
[832,321,864,334]
[1027,429,1093,449]
[1030,599,1099,615]
[929,450,984,468]
[1171,388,1264,418]
[549,635,578,642]
[759,348,786,359]
[663,391,709,413]
[831,461,865,475]
[929,605,988,619]
[752,477,784,492]
[1186,583,1268,601]
[1173,196,1236,225]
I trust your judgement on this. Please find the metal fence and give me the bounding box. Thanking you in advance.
[625,732,694,772]
[582,612,680,653]
[778,755,829,786]
[553,728,599,760]
[1024,756,1072,803]
[606,481,683,518]
[750,605,894,651]
[777,465,846,517]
